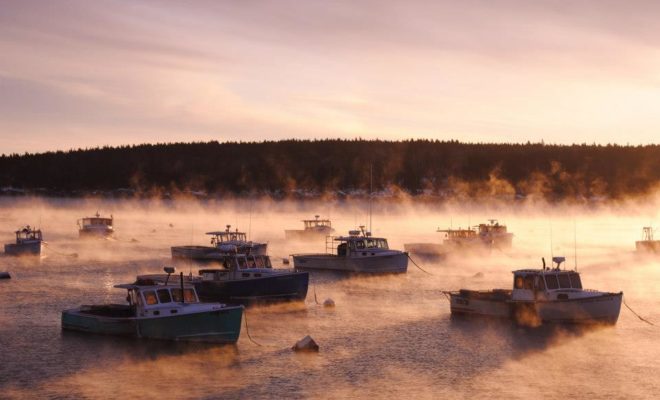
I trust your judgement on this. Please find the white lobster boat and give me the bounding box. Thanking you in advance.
[448,257,622,325]
[4,225,44,256]
[284,215,335,240]
[635,227,660,253]
[292,226,408,274]
[78,212,114,238]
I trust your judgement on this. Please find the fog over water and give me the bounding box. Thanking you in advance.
[0,196,659,399]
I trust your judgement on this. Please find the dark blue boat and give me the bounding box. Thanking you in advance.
[142,253,308,305]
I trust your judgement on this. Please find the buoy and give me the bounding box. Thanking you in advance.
[169,223,174,228]
[0,272,11,279]
[292,335,319,352]
[323,298,335,308]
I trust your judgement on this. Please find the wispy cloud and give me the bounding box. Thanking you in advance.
[1,0,660,153]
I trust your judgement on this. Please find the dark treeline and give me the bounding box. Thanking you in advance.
[1,139,659,201]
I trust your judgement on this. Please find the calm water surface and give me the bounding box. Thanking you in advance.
[0,198,658,399]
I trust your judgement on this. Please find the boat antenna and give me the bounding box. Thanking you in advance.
[180,272,185,304]
[549,220,554,263]
[369,163,373,234]
[574,219,578,271]
[248,197,253,240]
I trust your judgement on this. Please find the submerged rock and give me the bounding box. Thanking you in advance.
[323,298,335,308]
[292,335,319,352]
[0,272,11,279]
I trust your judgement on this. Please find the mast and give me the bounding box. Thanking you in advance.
[574,219,577,271]
[369,163,373,234]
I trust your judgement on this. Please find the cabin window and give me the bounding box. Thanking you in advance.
[254,257,264,267]
[356,241,366,249]
[237,257,248,269]
[129,290,140,306]
[523,276,534,290]
[545,275,559,290]
[569,273,582,289]
[379,239,389,249]
[184,289,197,303]
[514,276,524,289]
[264,257,272,268]
[171,288,183,302]
[143,290,158,305]
[157,289,172,304]
[349,241,356,251]
[366,239,375,248]
[557,274,571,289]
[247,256,256,268]
[536,276,546,290]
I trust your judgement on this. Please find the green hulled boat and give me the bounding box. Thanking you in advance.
[62,270,243,343]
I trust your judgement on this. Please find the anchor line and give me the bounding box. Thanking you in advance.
[313,284,321,305]
[43,242,78,258]
[407,254,433,275]
[623,297,655,326]
[243,310,264,346]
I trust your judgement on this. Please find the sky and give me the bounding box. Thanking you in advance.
[1,0,660,154]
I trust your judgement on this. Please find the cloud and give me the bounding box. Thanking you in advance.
[2,0,660,153]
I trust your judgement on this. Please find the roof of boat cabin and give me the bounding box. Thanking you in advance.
[205,231,246,235]
[114,283,194,290]
[334,235,387,241]
[512,269,579,275]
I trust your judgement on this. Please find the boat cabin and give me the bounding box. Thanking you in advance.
[303,215,332,231]
[478,219,508,235]
[15,226,43,243]
[117,283,200,317]
[511,257,583,301]
[207,225,248,245]
[437,227,478,241]
[79,213,113,230]
[205,253,272,271]
[332,228,390,256]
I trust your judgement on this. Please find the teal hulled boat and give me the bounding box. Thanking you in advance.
[62,271,244,343]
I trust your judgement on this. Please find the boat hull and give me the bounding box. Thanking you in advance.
[636,240,660,253]
[449,290,622,325]
[403,243,446,262]
[62,304,243,343]
[293,252,408,274]
[195,272,309,304]
[79,228,113,239]
[534,294,623,324]
[137,306,243,343]
[284,230,333,241]
[4,241,43,256]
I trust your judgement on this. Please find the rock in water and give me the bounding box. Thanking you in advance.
[323,298,335,308]
[292,335,319,352]
[0,272,11,279]
[473,272,484,279]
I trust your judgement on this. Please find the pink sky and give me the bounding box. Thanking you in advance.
[1,0,660,154]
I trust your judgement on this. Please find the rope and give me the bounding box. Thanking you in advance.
[407,254,433,275]
[623,297,655,326]
[243,309,263,346]
[313,284,321,305]
[43,242,78,258]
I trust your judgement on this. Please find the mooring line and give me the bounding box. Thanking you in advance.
[313,284,321,305]
[623,297,655,326]
[243,309,264,346]
[407,254,433,275]
[43,242,78,258]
